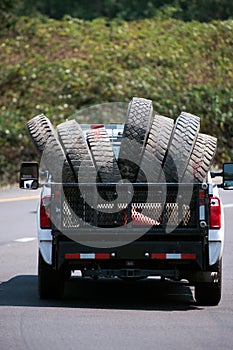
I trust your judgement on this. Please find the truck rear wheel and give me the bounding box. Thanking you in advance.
[118,97,153,183]
[195,259,222,306]
[38,251,65,299]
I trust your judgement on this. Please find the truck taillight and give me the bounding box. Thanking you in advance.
[209,196,221,229]
[40,199,51,229]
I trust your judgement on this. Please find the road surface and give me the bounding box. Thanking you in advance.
[0,187,233,350]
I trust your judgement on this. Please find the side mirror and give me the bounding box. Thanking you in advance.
[223,163,233,190]
[19,162,39,189]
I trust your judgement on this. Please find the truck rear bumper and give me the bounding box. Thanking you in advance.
[80,268,218,283]
[56,239,205,275]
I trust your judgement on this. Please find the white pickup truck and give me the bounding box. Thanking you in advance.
[19,98,233,305]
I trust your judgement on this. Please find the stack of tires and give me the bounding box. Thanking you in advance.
[27,97,217,184]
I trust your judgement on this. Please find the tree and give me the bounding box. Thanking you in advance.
[178,0,233,21]
[0,0,14,32]
[7,0,233,22]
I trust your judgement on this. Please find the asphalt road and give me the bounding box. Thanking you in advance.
[0,187,233,350]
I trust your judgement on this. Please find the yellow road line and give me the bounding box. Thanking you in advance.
[0,195,40,203]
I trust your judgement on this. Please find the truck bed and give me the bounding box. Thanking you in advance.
[50,182,209,237]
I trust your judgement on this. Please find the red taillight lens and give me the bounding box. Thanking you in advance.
[40,199,51,229]
[209,196,221,229]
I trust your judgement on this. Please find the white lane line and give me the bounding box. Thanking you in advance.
[14,237,36,243]
[224,204,233,208]
[0,195,40,203]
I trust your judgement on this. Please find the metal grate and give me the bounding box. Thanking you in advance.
[52,183,200,231]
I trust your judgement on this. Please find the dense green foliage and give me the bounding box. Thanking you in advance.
[9,0,233,22]
[0,16,233,184]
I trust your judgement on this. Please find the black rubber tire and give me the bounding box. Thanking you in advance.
[184,133,217,182]
[195,259,222,306]
[162,112,200,183]
[38,251,65,299]
[27,114,74,182]
[27,114,57,154]
[87,126,121,183]
[137,114,174,183]
[118,97,153,183]
[57,120,97,183]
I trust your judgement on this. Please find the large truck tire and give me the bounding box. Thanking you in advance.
[27,114,53,154]
[137,114,174,183]
[195,259,222,306]
[162,112,200,183]
[87,126,121,183]
[27,114,74,182]
[57,120,97,183]
[38,251,65,299]
[118,97,153,183]
[184,133,217,182]
[27,114,57,154]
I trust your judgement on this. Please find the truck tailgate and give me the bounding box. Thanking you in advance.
[50,183,209,240]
